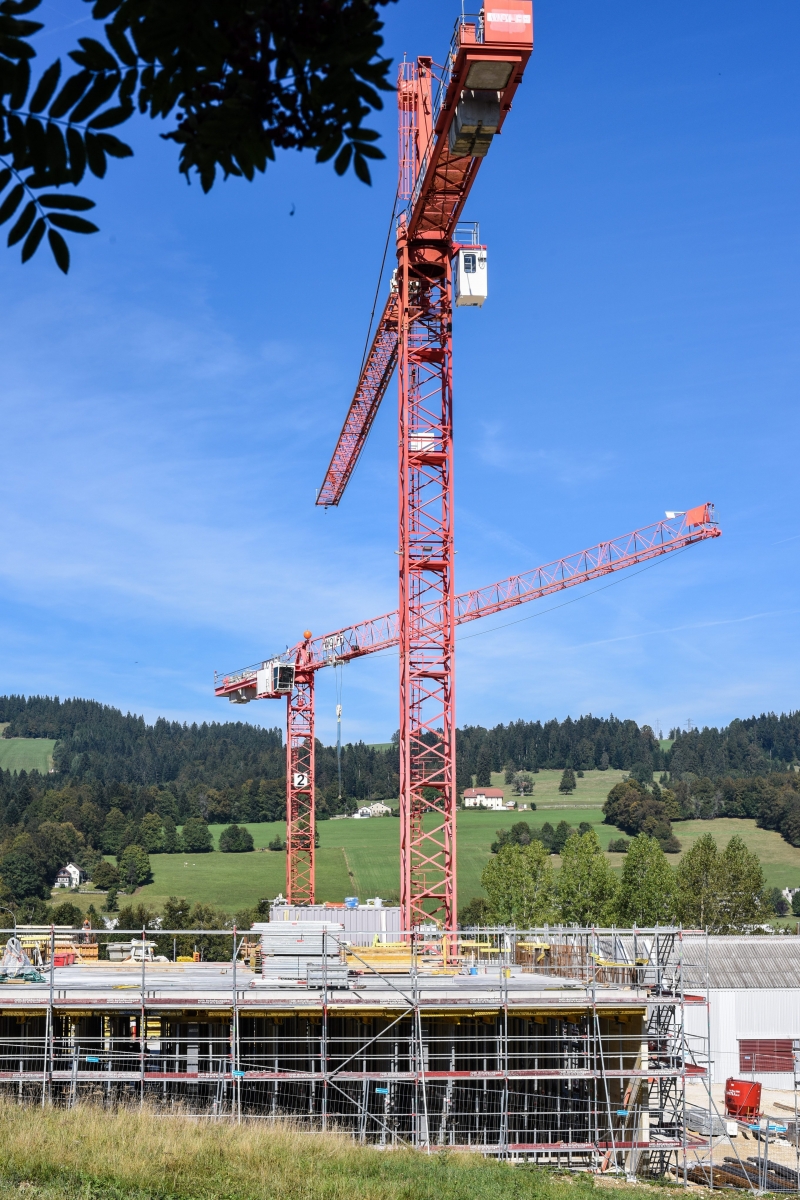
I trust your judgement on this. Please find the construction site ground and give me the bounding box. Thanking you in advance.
[682,1078,800,1176]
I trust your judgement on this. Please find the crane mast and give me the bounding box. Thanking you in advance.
[397,13,535,929]
[313,10,534,925]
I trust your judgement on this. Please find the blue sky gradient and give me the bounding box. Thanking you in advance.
[1,1,798,744]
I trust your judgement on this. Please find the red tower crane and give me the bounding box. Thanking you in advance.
[314,5,536,930]
[215,505,720,907]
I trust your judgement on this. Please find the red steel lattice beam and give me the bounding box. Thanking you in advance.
[216,508,720,690]
[317,292,399,509]
[397,216,456,929]
[286,640,315,905]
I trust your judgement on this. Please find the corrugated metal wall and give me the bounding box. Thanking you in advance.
[269,904,401,941]
[685,989,800,1088]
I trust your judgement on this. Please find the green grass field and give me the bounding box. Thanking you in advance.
[0,1100,673,1200]
[61,767,800,914]
[0,725,55,774]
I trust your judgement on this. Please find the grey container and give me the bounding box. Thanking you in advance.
[269,906,401,942]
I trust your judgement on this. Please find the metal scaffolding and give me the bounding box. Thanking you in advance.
[0,925,707,1175]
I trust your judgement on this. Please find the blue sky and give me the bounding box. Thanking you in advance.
[1,1,798,744]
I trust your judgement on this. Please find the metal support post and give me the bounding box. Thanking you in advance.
[396,175,456,928]
[232,926,241,1122]
[140,926,146,1106]
[46,925,54,1104]
[322,929,328,1132]
[41,925,53,1107]
[286,648,315,904]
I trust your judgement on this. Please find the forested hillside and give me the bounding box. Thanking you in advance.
[668,714,800,777]
[0,696,285,789]
[0,695,799,906]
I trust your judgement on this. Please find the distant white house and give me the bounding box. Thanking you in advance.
[353,802,392,819]
[462,787,505,810]
[55,863,84,889]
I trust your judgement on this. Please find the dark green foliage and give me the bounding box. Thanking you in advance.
[458,896,491,927]
[552,820,573,854]
[101,807,130,854]
[0,2,129,269]
[117,843,151,886]
[161,815,181,853]
[150,897,234,961]
[603,779,678,850]
[475,744,492,787]
[490,819,576,857]
[607,837,629,853]
[0,818,92,900]
[102,0,396,190]
[629,761,654,785]
[104,885,118,910]
[91,859,119,888]
[50,900,84,926]
[490,821,533,854]
[36,820,84,876]
[792,891,800,917]
[0,0,396,268]
[666,771,800,851]
[218,823,254,853]
[0,694,397,849]
[267,834,285,851]
[668,712,800,776]
[558,767,576,794]
[181,817,212,853]
[1,695,285,788]
[456,714,663,783]
[114,901,159,931]
[138,811,163,852]
[538,822,555,851]
[770,887,789,917]
[577,821,592,836]
[0,848,48,899]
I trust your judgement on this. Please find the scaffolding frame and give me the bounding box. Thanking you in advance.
[0,925,705,1176]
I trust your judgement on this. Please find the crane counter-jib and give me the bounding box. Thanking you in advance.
[405,5,534,241]
[315,4,535,512]
[213,505,720,702]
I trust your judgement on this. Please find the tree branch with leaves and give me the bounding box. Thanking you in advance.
[0,0,395,270]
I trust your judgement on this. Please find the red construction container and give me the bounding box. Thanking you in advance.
[725,1078,762,1119]
[52,950,75,967]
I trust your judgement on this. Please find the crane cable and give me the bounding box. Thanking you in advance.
[335,662,344,800]
[358,185,400,378]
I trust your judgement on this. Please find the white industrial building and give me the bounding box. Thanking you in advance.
[683,934,800,1090]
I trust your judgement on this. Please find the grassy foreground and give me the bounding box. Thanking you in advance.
[0,1102,671,1200]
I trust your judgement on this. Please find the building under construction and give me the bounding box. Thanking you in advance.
[0,922,711,1176]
